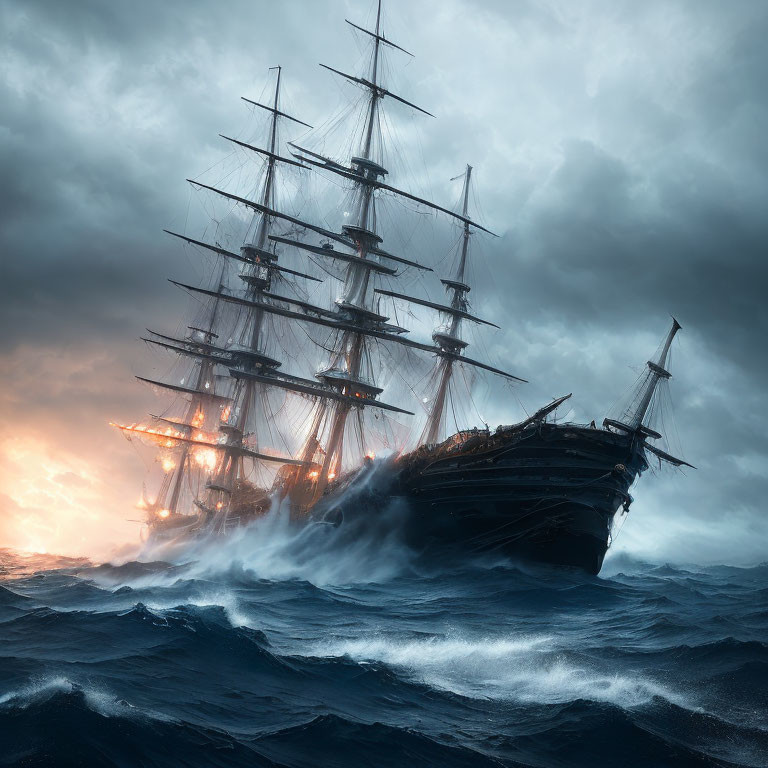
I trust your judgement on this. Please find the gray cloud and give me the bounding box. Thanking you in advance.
[1,0,766,562]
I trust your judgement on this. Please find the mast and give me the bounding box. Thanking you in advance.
[113,258,231,521]
[301,0,391,495]
[603,318,693,468]
[422,165,473,445]
[623,318,681,430]
[165,265,227,515]
[361,0,383,161]
[200,65,306,530]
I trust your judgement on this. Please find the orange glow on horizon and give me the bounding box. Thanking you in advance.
[0,433,114,558]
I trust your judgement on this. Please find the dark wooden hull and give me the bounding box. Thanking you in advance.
[315,424,648,576]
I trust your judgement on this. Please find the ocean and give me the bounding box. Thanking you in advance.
[1,517,766,768]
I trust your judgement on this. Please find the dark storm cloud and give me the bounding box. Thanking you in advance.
[1,0,766,561]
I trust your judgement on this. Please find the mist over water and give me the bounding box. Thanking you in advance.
[1,517,767,767]
[138,491,419,586]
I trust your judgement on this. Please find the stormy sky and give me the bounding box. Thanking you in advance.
[1,0,766,564]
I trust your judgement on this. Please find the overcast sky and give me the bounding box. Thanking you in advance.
[1,0,766,565]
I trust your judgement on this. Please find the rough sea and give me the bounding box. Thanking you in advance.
[1,514,766,768]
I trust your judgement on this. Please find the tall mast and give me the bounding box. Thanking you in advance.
[623,318,681,430]
[171,67,319,531]
[205,67,290,527]
[603,318,693,468]
[308,0,391,494]
[112,250,235,522]
[165,263,228,514]
[421,166,475,445]
[361,0,383,161]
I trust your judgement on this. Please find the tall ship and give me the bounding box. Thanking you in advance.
[112,1,691,574]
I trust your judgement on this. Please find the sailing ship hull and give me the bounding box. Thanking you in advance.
[315,423,648,575]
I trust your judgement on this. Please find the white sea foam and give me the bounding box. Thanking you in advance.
[0,676,172,720]
[143,590,251,629]
[315,634,691,709]
[0,676,72,707]
[141,495,415,587]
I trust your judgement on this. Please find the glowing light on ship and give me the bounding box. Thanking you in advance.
[194,448,217,472]
[158,509,171,519]
[161,457,176,473]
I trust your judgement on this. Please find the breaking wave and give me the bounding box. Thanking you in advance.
[131,497,418,587]
[313,634,692,708]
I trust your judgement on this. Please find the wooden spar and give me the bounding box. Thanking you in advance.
[146,328,219,349]
[135,376,232,403]
[644,442,695,469]
[240,96,313,128]
[164,230,320,282]
[272,216,430,271]
[374,288,500,327]
[187,179,348,246]
[141,336,232,365]
[344,19,414,56]
[288,144,498,236]
[231,369,415,415]
[258,290,338,318]
[219,135,306,168]
[113,423,305,466]
[319,63,434,117]
[269,235,398,275]
[164,230,246,262]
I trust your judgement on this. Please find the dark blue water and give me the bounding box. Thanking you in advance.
[1,520,766,767]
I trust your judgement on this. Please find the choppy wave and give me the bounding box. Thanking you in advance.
[1,545,767,767]
[313,634,693,708]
